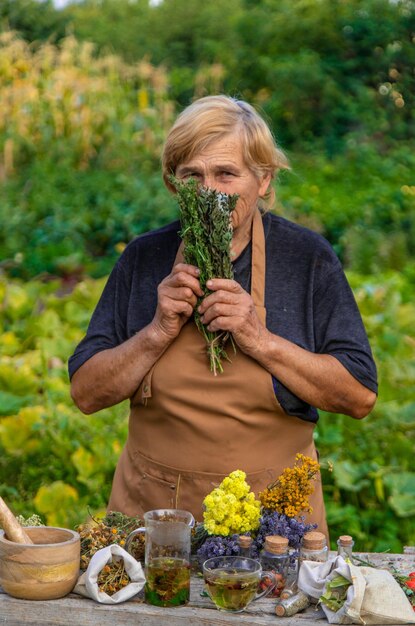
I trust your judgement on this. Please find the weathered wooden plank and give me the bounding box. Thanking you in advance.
[1,552,414,626]
[0,593,327,626]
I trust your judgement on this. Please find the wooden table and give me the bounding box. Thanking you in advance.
[1,552,414,626]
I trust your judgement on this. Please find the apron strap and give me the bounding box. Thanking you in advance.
[174,241,185,265]
[250,208,266,308]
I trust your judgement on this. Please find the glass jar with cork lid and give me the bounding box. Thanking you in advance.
[298,531,328,566]
[238,535,253,559]
[337,535,354,561]
[260,535,290,597]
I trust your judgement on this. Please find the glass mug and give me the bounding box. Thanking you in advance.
[202,556,277,613]
[125,509,194,607]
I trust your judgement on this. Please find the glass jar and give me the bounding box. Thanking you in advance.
[260,535,290,597]
[337,535,354,560]
[275,590,310,616]
[280,558,299,600]
[298,531,328,566]
[238,535,253,558]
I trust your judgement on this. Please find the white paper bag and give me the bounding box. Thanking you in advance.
[73,544,146,604]
[298,555,415,625]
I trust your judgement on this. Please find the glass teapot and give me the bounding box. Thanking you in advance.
[125,508,194,607]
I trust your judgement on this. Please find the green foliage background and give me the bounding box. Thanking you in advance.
[0,0,414,551]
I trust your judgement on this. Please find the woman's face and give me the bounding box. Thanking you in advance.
[175,134,271,253]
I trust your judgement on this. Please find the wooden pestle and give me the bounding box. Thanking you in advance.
[0,497,33,544]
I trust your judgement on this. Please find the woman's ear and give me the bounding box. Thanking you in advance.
[259,172,272,197]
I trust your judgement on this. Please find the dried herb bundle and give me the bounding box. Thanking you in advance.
[97,558,131,596]
[170,176,239,374]
[76,510,145,571]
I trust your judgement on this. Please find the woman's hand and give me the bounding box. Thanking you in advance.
[198,277,376,419]
[71,263,203,414]
[151,263,204,342]
[198,278,266,356]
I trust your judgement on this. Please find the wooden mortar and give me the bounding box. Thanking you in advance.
[0,526,80,600]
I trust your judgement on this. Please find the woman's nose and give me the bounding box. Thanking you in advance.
[202,174,223,190]
[201,175,214,188]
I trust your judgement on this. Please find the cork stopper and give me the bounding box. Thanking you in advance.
[338,535,353,546]
[302,531,326,550]
[275,603,287,616]
[264,535,289,554]
[275,591,310,616]
[280,588,295,600]
[238,535,253,548]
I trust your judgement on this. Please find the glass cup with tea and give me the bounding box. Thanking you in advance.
[202,556,277,613]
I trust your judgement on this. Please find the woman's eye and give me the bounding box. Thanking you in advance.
[180,172,199,181]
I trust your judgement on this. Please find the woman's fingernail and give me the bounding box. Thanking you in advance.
[206,280,212,288]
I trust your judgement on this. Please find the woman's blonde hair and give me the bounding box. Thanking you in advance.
[162,95,290,208]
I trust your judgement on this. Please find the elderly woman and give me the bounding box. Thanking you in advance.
[69,96,377,537]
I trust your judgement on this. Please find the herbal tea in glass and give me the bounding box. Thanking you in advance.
[145,557,190,607]
[204,568,258,611]
[203,556,276,613]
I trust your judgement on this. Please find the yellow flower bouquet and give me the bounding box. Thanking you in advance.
[203,470,261,536]
[195,454,321,561]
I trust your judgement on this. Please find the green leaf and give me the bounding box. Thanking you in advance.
[384,473,415,517]
[319,574,351,612]
[34,481,79,527]
[0,363,38,395]
[332,461,370,492]
[388,494,415,518]
[327,574,351,588]
[0,390,33,415]
[0,406,45,455]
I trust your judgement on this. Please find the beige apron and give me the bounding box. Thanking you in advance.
[108,209,328,538]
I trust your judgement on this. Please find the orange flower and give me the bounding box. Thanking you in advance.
[259,454,320,516]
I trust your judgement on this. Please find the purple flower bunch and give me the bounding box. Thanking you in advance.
[196,511,317,563]
[253,510,317,556]
[197,534,240,562]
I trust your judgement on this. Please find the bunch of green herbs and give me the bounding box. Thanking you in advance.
[15,514,44,527]
[170,176,238,374]
[319,574,351,612]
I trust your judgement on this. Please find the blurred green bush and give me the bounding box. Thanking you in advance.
[0,31,414,279]
[317,267,415,551]
[0,32,176,278]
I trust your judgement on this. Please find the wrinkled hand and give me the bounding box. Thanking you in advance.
[151,263,203,342]
[198,278,268,356]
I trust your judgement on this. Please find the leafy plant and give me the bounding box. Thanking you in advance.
[0,31,176,279]
[0,273,129,527]
[319,574,351,612]
[316,267,415,551]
